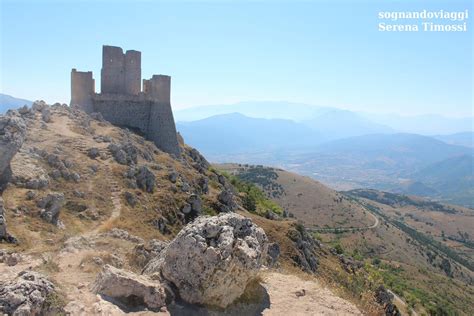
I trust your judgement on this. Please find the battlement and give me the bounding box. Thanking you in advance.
[101,45,141,95]
[143,75,171,103]
[70,45,180,156]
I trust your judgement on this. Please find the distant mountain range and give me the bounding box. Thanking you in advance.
[433,132,474,148]
[405,154,474,207]
[177,113,322,154]
[175,101,473,135]
[177,114,473,207]
[175,101,330,122]
[0,93,32,113]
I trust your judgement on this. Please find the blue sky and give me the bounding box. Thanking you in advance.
[1,0,472,116]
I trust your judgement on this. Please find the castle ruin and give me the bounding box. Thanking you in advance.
[70,45,180,156]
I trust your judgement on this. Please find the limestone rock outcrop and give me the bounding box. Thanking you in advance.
[136,166,156,193]
[38,193,65,225]
[217,190,237,212]
[188,148,210,173]
[132,240,168,269]
[93,264,167,311]
[0,197,7,241]
[0,271,61,316]
[144,213,269,308]
[0,197,17,243]
[108,142,138,166]
[287,224,319,273]
[0,113,26,189]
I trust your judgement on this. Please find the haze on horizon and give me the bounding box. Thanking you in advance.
[1,0,472,117]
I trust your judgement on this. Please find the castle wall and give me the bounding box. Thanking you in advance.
[70,69,95,113]
[124,50,141,95]
[148,101,181,156]
[145,75,180,156]
[143,75,171,102]
[92,95,151,135]
[101,46,125,94]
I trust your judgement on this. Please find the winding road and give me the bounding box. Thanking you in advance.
[308,209,380,233]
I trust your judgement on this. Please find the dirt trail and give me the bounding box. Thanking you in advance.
[261,272,362,316]
[50,124,126,314]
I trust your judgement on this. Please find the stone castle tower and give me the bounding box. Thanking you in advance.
[70,45,180,156]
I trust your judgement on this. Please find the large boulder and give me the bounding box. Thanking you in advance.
[0,114,26,189]
[0,271,61,316]
[144,213,268,308]
[93,265,167,311]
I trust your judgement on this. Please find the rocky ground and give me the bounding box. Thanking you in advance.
[0,102,386,315]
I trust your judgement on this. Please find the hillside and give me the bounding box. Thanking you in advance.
[402,154,474,207]
[0,103,389,315]
[0,93,32,113]
[217,164,375,230]
[434,132,474,148]
[220,164,474,315]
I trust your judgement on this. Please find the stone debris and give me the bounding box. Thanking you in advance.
[38,193,65,225]
[217,190,237,212]
[135,165,156,193]
[132,239,168,269]
[105,228,144,244]
[375,285,401,316]
[188,148,210,173]
[123,191,137,207]
[87,147,100,159]
[108,142,138,166]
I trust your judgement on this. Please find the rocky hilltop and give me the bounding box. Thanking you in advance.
[0,102,391,315]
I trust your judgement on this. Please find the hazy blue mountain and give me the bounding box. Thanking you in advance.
[362,113,473,135]
[175,101,333,122]
[177,113,323,154]
[0,93,32,113]
[412,154,473,189]
[402,154,474,207]
[302,109,394,140]
[433,132,474,148]
[312,133,471,168]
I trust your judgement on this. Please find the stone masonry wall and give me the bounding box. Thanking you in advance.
[71,69,95,113]
[101,46,125,94]
[124,50,141,95]
[92,95,151,136]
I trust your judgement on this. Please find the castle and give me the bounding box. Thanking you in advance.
[70,45,180,156]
